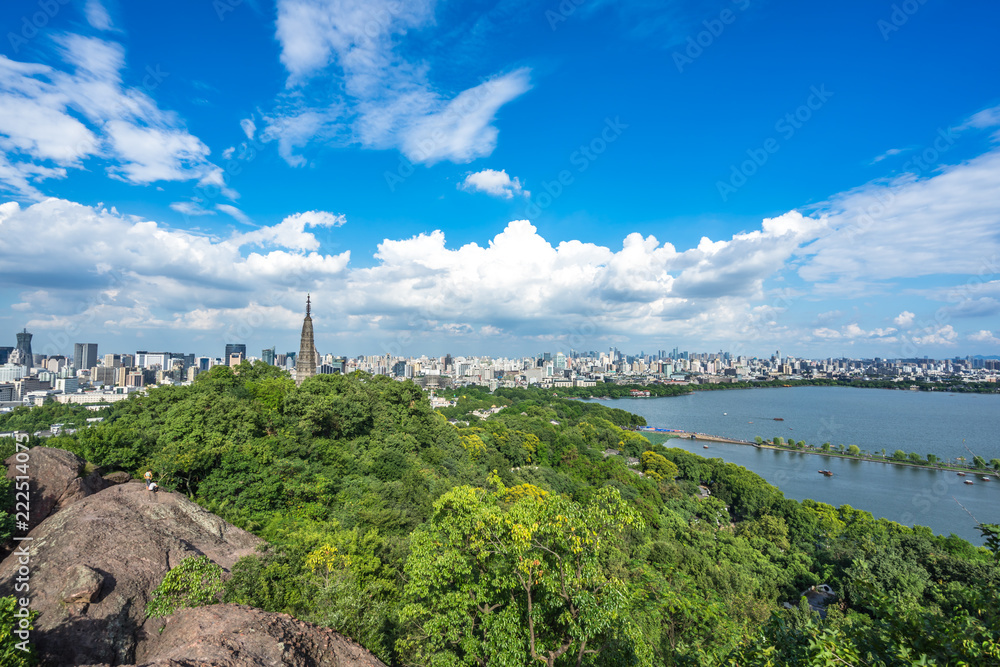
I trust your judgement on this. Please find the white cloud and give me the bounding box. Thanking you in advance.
[911,324,958,347]
[894,310,915,326]
[399,70,532,164]
[265,0,530,166]
[84,0,114,31]
[871,147,904,164]
[0,34,225,200]
[969,330,1000,345]
[798,147,1000,284]
[170,201,214,217]
[216,204,254,226]
[240,117,256,140]
[459,168,528,199]
[811,323,897,341]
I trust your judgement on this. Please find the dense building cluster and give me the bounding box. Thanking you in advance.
[1,301,997,411]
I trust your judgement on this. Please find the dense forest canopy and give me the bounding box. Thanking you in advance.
[1,362,998,665]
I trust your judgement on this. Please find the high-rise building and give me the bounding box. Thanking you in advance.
[0,347,12,365]
[104,353,122,368]
[295,295,318,386]
[74,343,98,370]
[225,343,247,362]
[15,329,32,368]
[262,347,276,365]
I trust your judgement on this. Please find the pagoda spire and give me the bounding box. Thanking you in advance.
[295,294,317,386]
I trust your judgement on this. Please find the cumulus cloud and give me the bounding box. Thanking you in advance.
[811,324,897,341]
[911,324,958,347]
[894,311,915,326]
[969,330,1000,345]
[0,33,223,199]
[264,0,530,166]
[0,199,350,347]
[459,169,528,199]
[0,199,824,351]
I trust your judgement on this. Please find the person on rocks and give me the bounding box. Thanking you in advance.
[144,471,158,493]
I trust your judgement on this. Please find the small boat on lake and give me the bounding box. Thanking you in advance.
[818,470,833,476]
[983,477,992,482]
[965,480,974,485]
[774,418,784,421]
[957,472,966,476]
[703,445,709,449]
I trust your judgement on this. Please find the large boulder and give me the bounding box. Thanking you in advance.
[0,482,263,665]
[135,604,387,667]
[5,447,108,530]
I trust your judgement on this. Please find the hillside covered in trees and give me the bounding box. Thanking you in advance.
[2,362,998,665]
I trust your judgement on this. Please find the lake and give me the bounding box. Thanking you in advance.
[585,387,1000,544]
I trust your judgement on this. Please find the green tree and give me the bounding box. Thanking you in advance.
[847,445,861,457]
[892,449,907,461]
[991,458,1000,472]
[754,436,763,445]
[398,476,652,667]
[641,451,679,481]
[0,597,38,666]
[926,453,938,465]
[821,443,831,452]
[908,452,922,463]
[973,455,987,469]
[146,555,224,618]
[773,437,784,446]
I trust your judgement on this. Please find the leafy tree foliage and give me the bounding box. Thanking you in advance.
[22,364,998,666]
[398,476,651,666]
[146,555,224,618]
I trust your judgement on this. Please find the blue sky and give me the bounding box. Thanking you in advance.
[1,0,999,360]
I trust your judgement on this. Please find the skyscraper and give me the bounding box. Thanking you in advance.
[15,329,32,367]
[225,343,247,361]
[295,295,318,386]
[0,347,12,365]
[74,343,98,370]
[262,347,276,365]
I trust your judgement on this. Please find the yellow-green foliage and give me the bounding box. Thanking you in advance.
[459,433,487,458]
[503,482,548,504]
[641,450,679,480]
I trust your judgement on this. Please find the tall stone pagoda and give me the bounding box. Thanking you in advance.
[295,294,318,386]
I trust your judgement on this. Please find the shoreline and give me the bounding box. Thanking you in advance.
[660,429,1000,477]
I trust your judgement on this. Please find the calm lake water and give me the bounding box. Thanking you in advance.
[586,387,999,545]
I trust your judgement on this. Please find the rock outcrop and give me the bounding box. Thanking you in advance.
[0,447,387,667]
[136,604,387,666]
[5,447,108,530]
[0,481,264,665]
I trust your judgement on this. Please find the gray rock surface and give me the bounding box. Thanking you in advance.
[136,604,388,667]
[0,481,263,665]
[5,447,108,530]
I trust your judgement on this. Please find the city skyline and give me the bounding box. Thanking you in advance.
[1,1,999,358]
